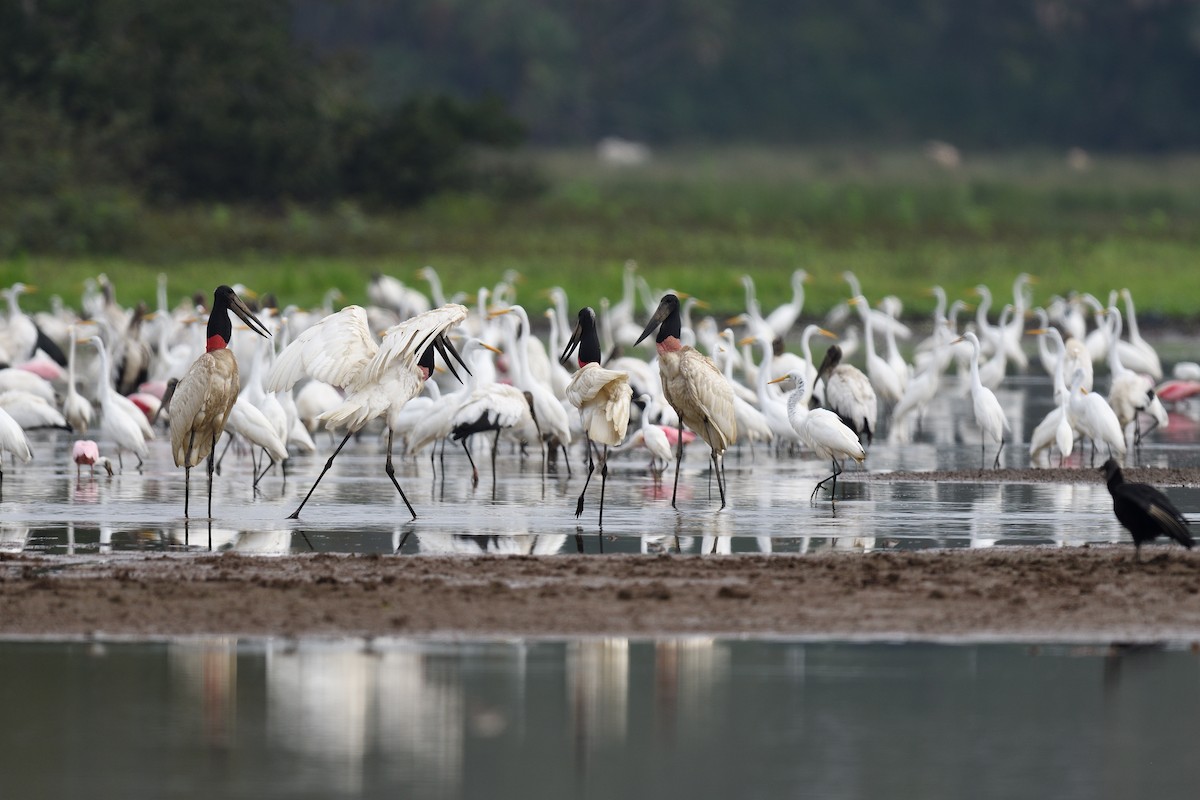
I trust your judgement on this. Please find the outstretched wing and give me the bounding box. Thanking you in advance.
[265,306,377,391]
[365,304,469,384]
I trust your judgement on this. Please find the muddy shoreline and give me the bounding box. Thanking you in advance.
[3,545,1199,642]
[868,465,1200,487]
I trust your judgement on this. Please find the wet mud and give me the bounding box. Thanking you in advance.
[3,546,1199,641]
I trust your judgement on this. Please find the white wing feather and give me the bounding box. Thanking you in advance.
[363,304,469,385]
[265,305,378,392]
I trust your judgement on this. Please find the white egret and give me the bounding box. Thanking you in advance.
[770,371,866,503]
[953,332,1009,469]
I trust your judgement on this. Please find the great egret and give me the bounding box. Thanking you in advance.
[770,371,866,503]
[634,293,737,510]
[1102,458,1194,559]
[1068,369,1126,466]
[953,331,1009,469]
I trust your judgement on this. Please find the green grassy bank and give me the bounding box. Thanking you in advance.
[4,148,1199,320]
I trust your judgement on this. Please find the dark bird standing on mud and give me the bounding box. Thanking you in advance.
[1102,458,1194,558]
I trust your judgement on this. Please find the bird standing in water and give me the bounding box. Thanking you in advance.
[634,293,737,509]
[560,307,632,525]
[169,285,271,518]
[1102,458,1194,559]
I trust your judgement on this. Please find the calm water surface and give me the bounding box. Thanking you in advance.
[5,377,1199,555]
[1,637,1198,800]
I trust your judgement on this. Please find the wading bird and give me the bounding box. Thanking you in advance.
[814,344,877,446]
[1102,458,1193,559]
[770,371,865,504]
[169,285,272,518]
[266,303,469,519]
[953,331,1009,469]
[634,293,737,509]
[0,405,32,491]
[84,335,153,470]
[560,307,632,525]
[71,440,113,478]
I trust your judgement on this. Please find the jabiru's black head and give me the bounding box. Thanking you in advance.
[207,285,271,352]
[634,294,682,347]
[417,333,472,384]
[560,307,602,367]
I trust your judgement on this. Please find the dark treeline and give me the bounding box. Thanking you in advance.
[296,0,1200,149]
[3,0,1199,255]
[0,0,525,252]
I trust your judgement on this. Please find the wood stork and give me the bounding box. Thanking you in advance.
[770,371,865,503]
[266,303,469,519]
[560,307,632,524]
[1102,458,1193,559]
[634,293,737,510]
[952,331,1009,469]
[169,285,271,518]
[813,344,877,446]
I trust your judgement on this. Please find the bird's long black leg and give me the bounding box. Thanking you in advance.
[714,452,727,510]
[288,430,355,519]
[831,457,843,502]
[980,434,985,471]
[253,452,275,488]
[562,441,571,477]
[491,429,501,495]
[206,433,216,519]
[461,439,479,487]
[183,430,196,518]
[671,421,685,509]
[597,445,610,526]
[384,429,417,520]
[215,435,234,475]
[993,437,1005,470]
[575,435,595,518]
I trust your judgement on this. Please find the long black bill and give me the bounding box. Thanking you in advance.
[434,335,471,384]
[560,320,583,365]
[634,298,674,347]
[230,293,272,339]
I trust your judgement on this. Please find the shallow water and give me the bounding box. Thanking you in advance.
[2,636,1198,799]
[7,377,1200,555]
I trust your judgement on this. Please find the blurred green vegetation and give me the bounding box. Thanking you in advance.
[4,148,1199,320]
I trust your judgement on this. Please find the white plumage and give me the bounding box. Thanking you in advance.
[772,370,866,502]
[954,332,1009,469]
[267,302,469,518]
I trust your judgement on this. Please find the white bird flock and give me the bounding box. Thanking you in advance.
[0,267,1180,519]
